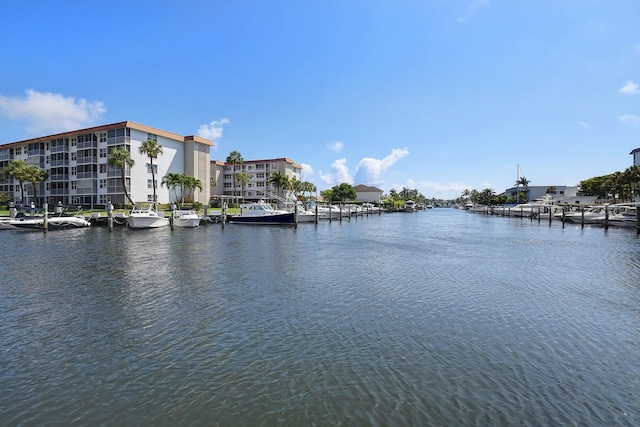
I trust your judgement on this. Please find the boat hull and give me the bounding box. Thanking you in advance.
[173,217,201,227]
[4,216,91,231]
[126,216,170,229]
[229,212,296,225]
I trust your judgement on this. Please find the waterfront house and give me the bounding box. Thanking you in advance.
[353,184,384,204]
[631,147,640,166]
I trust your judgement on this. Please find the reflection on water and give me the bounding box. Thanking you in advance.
[1,210,639,426]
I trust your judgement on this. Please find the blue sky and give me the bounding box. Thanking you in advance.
[1,0,639,199]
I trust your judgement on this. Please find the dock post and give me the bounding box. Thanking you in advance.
[315,205,318,224]
[170,203,175,230]
[581,207,585,229]
[222,202,226,229]
[604,205,609,230]
[108,201,114,231]
[294,203,298,229]
[329,205,332,223]
[43,202,48,232]
[636,205,640,235]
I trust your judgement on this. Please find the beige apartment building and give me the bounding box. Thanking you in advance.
[0,121,212,207]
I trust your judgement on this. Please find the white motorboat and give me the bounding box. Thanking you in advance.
[173,209,201,228]
[295,208,330,222]
[596,205,638,227]
[402,200,417,212]
[2,214,91,231]
[229,202,295,225]
[126,205,170,229]
[560,206,607,224]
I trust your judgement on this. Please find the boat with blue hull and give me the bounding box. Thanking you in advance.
[229,202,296,225]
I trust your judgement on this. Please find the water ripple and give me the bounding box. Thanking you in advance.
[1,211,639,425]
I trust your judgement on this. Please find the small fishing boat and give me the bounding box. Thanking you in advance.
[126,205,170,229]
[173,209,201,228]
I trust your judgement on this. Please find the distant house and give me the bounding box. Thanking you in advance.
[353,184,383,203]
[631,147,640,166]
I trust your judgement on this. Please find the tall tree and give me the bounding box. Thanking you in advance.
[515,177,530,203]
[226,150,243,206]
[161,172,184,207]
[182,175,203,205]
[268,171,289,199]
[107,146,135,205]
[236,172,249,202]
[3,159,29,204]
[139,138,163,206]
[331,183,357,204]
[23,164,48,207]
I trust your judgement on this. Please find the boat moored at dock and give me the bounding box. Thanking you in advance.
[126,205,170,229]
[229,202,296,225]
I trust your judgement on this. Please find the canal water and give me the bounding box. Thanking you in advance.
[1,209,638,426]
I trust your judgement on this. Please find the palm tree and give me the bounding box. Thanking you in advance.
[161,172,183,207]
[236,172,249,203]
[107,146,135,205]
[24,164,48,207]
[2,159,29,204]
[183,175,203,204]
[226,150,243,206]
[268,171,288,199]
[139,138,163,207]
[515,176,530,203]
[622,165,640,202]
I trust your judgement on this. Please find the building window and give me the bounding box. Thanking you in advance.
[100,179,107,189]
[147,194,155,202]
[99,148,107,158]
[71,152,77,161]
[99,133,107,143]
[256,173,265,179]
[147,133,157,141]
[147,179,157,189]
[256,182,265,187]
[15,147,22,155]
[71,181,77,190]
[146,164,158,174]
[99,164,106,173]
[71,167,77,175]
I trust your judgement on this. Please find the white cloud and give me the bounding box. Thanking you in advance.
[457,0,489,23]
[300,163,314,180]
[578,121,590,129]
[318,158,354,186]
[354,147,409,184]
[619,81,640,95]
[619,114,640,125]
[197,118,229,145]
[0,89,106,135]
[327,141,344,153]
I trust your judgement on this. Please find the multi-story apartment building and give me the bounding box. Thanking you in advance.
[210,157,302,204]
[0,121,212,207]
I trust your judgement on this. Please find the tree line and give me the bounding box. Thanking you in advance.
[458,164,640,206]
